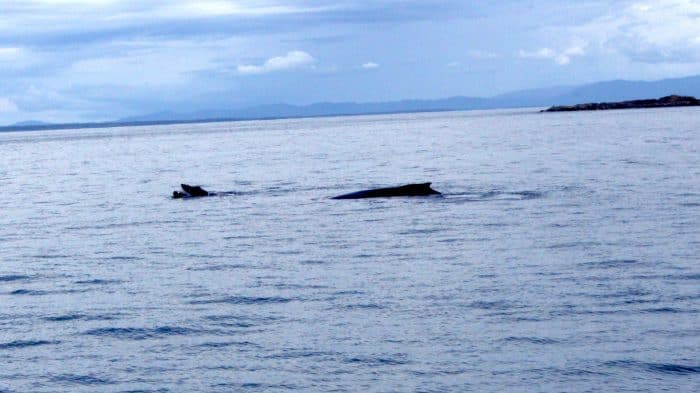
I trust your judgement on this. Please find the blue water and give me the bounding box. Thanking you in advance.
[0,109,698,392]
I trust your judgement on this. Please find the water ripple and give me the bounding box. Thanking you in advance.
[48,374,113,385]
[83,326,199,340]
[189,296,295,305]
[0,340,60,350]
[605,360,700,375]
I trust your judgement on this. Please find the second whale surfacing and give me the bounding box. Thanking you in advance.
[173,184,211,198]
[332,182,442,199]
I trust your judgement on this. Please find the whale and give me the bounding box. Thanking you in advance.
[332,182,441,199]
[172,184,211,198]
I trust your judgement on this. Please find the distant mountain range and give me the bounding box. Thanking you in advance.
[4,74,700,132]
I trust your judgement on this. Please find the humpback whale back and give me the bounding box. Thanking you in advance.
[332,182,441,199]
[180,184,209,197]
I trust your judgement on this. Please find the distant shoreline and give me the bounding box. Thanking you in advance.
[542,95,700,112]
[0,107,514,133]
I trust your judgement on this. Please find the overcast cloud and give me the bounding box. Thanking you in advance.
[1,0,700,124]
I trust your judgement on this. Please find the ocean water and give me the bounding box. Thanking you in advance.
[0,108,698,392]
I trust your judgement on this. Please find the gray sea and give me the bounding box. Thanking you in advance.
[1,108,698,392]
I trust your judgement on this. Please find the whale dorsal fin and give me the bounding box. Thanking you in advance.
[181,184,209,196]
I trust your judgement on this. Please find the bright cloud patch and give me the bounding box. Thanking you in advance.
[578,0,700,64]
[361,62,379,69]
[237,51,315,75]
[519,45,585,65]
[0,98,19,113]
[0,47,23,59]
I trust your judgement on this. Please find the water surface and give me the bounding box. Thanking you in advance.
[1,108,699,392]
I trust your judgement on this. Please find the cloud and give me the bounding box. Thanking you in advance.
[0,1,464,48]
[569,0,700,64]
[237,50,315,74]
[519,45,585,65]
[0,97,19,113]
[360,61,379,69]
[0,47,23,59]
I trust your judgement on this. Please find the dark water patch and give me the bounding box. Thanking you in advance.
[8,289,46,296]
[30,254,72,259]
[679,202,700,207]
[74,279,123,285]
[271,283,328,290]
[480,222,513,228]
[641,307,685,314]
[65,219,188,231]
[467,300,521,310]
[549,306,624,317]
[44,313,118,322]
[221,234,259,240]
[49,374,113,385]
[510,190,544,199]
[206,314,258,322]
[629,273,700,281]
[83,326,198,340]
[0,274,31,282]
[201,314,276,329]
[44,314,85,322]
[187,264,248,271]
[588,287,652,299]
[195,341,260,349]
[106,256,143,261]
[274,249,303,255]
[189,295,294,305]
[396,228,445,235]
[8,287,91,296]
[673,294,700,301]
[580,259,640,269]
[331,290,366,296]
[344,354,410,366]
[605,360,700,375]
[210,382,298,390]
[547,241,601,249]
[344,303,386,310]
[607,298,660,306]
[502,336,560,345]
[262,349,340,360]
[210,320,255,328]
[299,259,325,265]
[0,340,59,350]
[526,366,609,377]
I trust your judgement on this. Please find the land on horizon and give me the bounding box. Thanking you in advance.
[3,74,700,132]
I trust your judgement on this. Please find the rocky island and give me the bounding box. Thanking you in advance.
[542,95,700,112]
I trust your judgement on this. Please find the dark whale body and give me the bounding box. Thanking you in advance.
[332,183,441,199]
[173,184,210,198]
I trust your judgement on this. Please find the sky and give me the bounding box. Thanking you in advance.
[2,0,700,124]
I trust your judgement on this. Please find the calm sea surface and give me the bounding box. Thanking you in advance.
[1,109,698,392]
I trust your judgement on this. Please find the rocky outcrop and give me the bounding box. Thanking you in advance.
[542,95,700,112]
